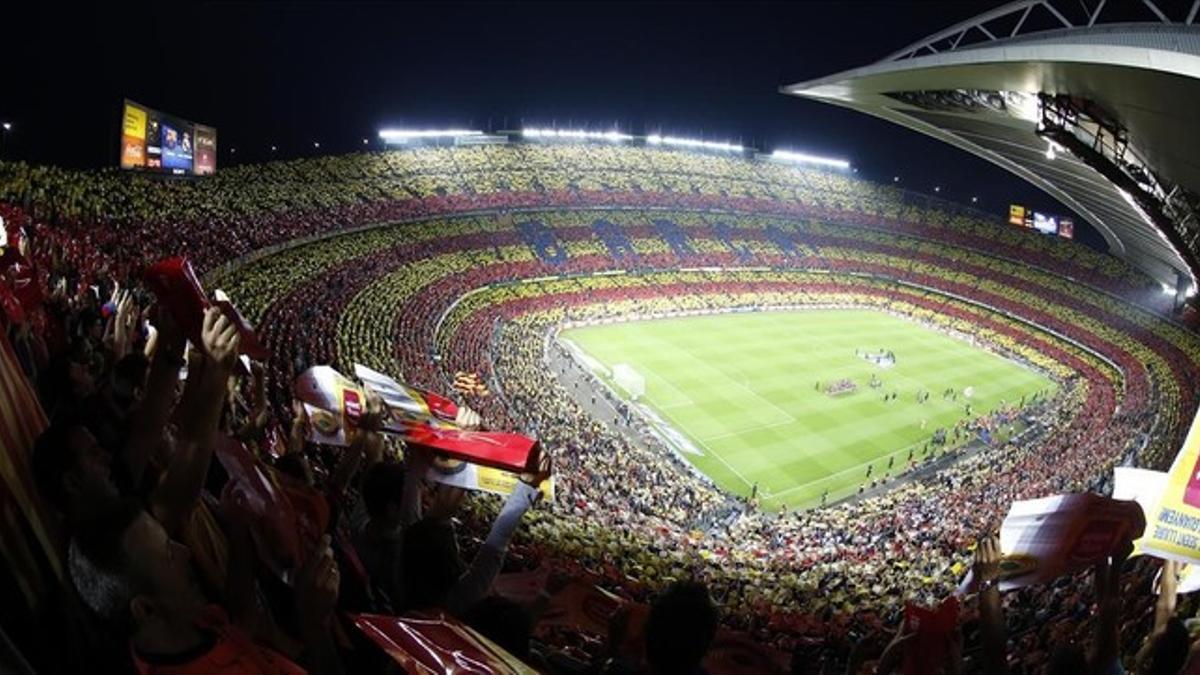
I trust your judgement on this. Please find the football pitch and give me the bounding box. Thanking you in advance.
[560,309,1055,510]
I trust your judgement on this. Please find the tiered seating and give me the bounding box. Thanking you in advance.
[0,143,1162,305]
[218,201,1197,662]
[4,142,1199,672]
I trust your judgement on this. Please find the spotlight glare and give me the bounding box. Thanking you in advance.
[520,128,633,142]
[770,149,850,170]
[378,128,484,143]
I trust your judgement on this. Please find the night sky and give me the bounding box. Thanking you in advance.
[1,1,1105,250]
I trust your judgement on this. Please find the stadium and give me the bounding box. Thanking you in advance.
[2,1,1200,673]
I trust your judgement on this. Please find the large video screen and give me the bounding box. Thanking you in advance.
[120,100,216,176]
[1009,204,1074,240]
[1032,212,1058,235]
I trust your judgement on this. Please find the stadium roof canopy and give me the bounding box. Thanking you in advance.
[783,0,1200,288]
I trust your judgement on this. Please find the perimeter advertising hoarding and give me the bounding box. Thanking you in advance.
[120,100,216,176]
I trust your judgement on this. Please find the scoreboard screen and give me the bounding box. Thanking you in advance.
[1009,204,1074,239]
[120,100,216,176]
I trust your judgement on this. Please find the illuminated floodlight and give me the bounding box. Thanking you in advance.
[646,134,742,152]
[378,128,484,143]
[1163,284,1176,295]
[1,122,10,131]
[521,128,633,142]
[770,149,850,170]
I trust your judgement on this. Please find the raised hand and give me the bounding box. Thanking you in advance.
[359,389,386,432]
[518,451,553,503]
[973,534,1001,586]
[200,306,240,372]
[112,290,137,358]
[454,404,482,430]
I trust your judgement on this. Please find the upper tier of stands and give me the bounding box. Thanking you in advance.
[0,142,1167,310]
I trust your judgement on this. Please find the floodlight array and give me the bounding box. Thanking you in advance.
[378,129,484,142]
[645,134,743,153]
[770,149,851,170]
[522,128,633,142]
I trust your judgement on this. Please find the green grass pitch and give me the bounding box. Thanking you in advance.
[560,309,1055,510]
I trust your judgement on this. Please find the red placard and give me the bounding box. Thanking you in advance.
[353,612,537,674]
[903,596,959,675]
[143,257,268,360]
[214,435,302,574]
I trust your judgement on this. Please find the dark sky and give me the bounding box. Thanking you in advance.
[1,1,1105,250]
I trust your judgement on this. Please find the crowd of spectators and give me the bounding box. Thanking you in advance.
[3,142,1200,672]
[0,143,1165,306]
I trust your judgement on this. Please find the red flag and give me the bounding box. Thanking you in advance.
[143,257,268,360]
[353,612,537,674]
[403,425,539,474]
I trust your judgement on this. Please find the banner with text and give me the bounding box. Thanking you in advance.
[1140,409,1200,563]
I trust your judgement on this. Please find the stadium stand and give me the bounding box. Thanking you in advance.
[2,141,1199,672]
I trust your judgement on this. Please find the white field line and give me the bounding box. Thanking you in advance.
[667,341,797,426]
[764,436,931,499]
[699,418,797,444]
[651,402,756,491]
